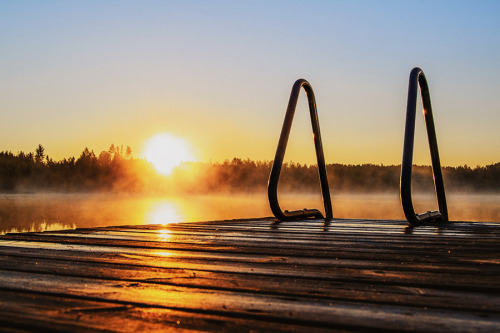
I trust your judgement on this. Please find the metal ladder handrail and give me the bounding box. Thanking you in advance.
[268,79,333,221]
[400,67,448,226]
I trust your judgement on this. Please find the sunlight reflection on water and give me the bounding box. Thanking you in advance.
[147,203,182,225]
[0,192,498,234]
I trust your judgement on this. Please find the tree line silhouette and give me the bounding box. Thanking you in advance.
[0,144,144,192]
[0,145,499,194]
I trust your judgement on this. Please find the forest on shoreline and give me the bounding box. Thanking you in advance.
[1,145,499,194]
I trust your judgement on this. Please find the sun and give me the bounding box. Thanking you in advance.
[143,133,196,175]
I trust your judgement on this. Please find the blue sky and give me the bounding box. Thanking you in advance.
[1,1,499,166]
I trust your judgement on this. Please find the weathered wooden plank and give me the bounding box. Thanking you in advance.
[0,218,498,332]
[0,241,497,276]
[1,233,498,275]
[109,219,500,235]
[0,270,498,332]
[0,289,325,333]
[38,229,500,249]
[1,234,497,267]
[6,224,500,251]
[0,245,496,293]
[0,253,497,313]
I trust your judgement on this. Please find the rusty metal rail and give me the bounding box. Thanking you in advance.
[268,79,333,221]
[400,67,448,226]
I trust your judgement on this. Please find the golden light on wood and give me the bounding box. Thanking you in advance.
[143,133,196,175]
[156,229,173,242]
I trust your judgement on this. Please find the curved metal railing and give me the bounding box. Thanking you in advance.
[400,67,448,226]
[268,79,333,221]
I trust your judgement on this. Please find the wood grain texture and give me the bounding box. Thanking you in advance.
[0,217,498,332]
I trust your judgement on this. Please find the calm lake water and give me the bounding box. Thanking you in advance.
[0,192,498,234]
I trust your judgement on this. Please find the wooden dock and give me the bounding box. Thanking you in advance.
[0,218,498,332]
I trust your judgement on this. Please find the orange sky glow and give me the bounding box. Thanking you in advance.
[1,1,499,167]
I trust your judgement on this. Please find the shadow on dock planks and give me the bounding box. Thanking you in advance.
[0,218,498,332]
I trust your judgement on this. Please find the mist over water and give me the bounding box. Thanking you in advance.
[0,192,498,234]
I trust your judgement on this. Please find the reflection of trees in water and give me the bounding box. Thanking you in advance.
[1,193,498,234]
[0,194,146,234]
[0,194,200,234]
[0,195,77,234]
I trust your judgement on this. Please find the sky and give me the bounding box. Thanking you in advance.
[1,0,499,167]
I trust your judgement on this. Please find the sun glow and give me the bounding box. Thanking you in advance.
[143,133,196,175]
[147,202,183,225]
